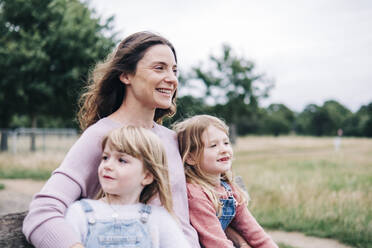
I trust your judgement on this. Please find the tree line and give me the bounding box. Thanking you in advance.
[1,0,371,141]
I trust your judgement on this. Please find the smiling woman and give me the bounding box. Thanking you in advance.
[117,44,178,117]
[22,31,201,248]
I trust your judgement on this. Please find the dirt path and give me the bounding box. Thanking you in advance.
[0,179,45,215]
[267,230,353,248]
[0,179,353,248]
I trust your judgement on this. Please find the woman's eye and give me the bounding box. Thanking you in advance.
[173,68,178,75]
[155,66,164,70]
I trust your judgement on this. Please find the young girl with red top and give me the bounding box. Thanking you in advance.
[173,115,278,248]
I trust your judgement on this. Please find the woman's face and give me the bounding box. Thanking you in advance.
[121,44,178,111]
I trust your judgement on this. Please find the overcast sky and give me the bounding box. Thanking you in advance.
[88,0,372,112]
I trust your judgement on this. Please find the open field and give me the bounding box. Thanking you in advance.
[233,136,372,248]
[0,135,371,247]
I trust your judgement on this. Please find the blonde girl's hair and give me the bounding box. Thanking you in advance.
[173,115,248,216]
[96,126,173,215]
[78,31,178,131]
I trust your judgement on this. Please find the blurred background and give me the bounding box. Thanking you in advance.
[0,1,371,248]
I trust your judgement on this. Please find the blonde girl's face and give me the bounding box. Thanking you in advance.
[98,144,153,204]
[199,125,233,182]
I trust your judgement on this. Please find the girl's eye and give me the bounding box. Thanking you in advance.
[102,155,108,161]
[118,158,127,164]
[210,144,217,148]
[224,141,230,145]
[173,68,178,75]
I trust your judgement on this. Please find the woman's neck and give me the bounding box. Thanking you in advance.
[109,100,155,129]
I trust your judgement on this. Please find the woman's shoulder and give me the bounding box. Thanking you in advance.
[153,122,177,138]
[83,117,121,137]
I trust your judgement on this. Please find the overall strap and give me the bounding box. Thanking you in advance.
[220,180,234,198]
[139,204,152,223]
[79,200,96,225]
[80,199,94,212]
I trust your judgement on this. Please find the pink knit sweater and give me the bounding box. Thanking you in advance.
[187,183,278,248]
[22,118,200,248]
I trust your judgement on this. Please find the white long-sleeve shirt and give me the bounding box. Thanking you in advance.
[65,200,191,248]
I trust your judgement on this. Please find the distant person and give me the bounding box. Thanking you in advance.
[334,128,343,152]
[64,126,190,248]
[23,31,200,248]
[173,115,278,248]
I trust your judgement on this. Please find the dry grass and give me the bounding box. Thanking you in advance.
[0,135,77,179]
[233,136,372,248]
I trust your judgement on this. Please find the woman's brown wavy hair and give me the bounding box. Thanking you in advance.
[78,31,178,131]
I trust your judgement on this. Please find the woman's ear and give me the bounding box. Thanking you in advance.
[119,72,131,85]
[141,171,154,186]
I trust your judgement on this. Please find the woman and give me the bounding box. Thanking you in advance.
[23,31,200,248]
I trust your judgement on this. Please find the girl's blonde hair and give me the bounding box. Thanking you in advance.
[97,126,173,214]
[78,31,177,131]
[173,115,248,215]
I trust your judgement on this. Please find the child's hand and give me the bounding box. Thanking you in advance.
[225,226,252,247]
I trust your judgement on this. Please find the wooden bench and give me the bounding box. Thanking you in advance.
[0,211,33,247]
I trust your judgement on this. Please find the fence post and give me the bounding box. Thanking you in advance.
[11,131,17,154]
[42,130,46,152]
[30,129,36,152]
[1,129,8,152]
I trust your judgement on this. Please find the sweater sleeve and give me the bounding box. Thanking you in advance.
[230,189,278,248]
[187,184,234,248]
[22,123,108,248]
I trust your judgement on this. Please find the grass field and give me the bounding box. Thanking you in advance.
[233,136,372,248]
[0,135,371,247]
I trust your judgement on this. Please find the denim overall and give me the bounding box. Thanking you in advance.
[80,200,153,248]
[218,181,236,230]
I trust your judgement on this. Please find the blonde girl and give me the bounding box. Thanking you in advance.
[174,115,278,248]
[65,126,190,248]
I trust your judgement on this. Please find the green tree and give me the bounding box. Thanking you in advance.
[261,103,295,136]
[322,100,352,135]
[296,104,323,135]
[163,95,209,128]
[296,100,351,136]
[191,44,273,138]
[0,0,116,150]
[344,103,372,137]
